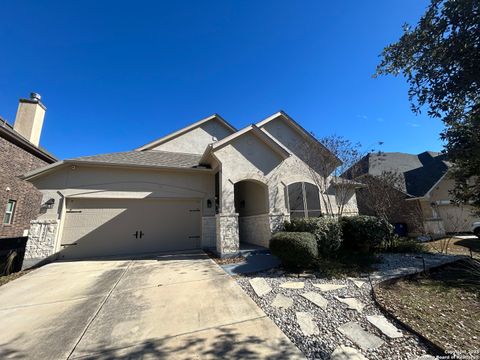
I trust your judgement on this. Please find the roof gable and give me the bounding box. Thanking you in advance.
[257,111,341,168]
[208,124,291,158]
[136,114,237,152]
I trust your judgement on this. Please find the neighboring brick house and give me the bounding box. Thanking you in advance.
[0,93,56,239]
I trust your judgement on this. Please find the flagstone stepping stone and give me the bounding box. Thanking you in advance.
[330,346,368,360]
[335,296,365,313]
[271,293,293,309]
[279,281,305,289]
[337,321,384,350]
[348,278,367,288]
[312,283,347,292]
[249,277,272,297]
[366,315,403,339]
[296,311,319,336]
[301,291,328,309]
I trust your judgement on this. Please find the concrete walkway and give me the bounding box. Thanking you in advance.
[0,250,303,359]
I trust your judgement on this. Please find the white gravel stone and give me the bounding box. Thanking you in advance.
[348,278,367,288]
[280,281,305,289]
[249,277,272,297]
[271,293,294,309]
[301,292,328,310]
[337,321,384,350]
[334,296,365,313]
[312,283,347,292]
[330,346,368,360]
[296,311,319,336]
[366,315,403,339]
[235,253,457,359]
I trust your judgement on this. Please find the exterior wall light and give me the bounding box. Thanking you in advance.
[207,199,213,208]
[44,198,55,209]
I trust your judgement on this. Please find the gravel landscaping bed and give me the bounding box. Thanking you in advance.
[235,253,460,360]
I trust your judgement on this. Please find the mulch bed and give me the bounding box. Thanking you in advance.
[204,249,246,265]
[374,258,480,354]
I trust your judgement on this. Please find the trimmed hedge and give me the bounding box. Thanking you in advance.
[283,218,321,233]
[270,232,318,269]
[340,215,394,253]
[283,218,342,257]
[314,218,343,256]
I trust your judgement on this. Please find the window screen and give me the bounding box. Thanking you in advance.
[3,200,16,224]
[305,183,321,218]
[287,182,321,218]
[287,182,304,217]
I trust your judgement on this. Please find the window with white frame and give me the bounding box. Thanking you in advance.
[287,182,321,218]
[3,200,16,224]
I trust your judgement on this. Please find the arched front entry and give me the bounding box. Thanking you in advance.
[234,180,271,247]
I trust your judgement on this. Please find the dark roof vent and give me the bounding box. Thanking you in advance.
[30,92,41,101]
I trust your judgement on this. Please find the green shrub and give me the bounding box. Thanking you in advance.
[270,232,318,269]
[284,218,342,257]
[313,218,343,257]
[283,218,321,233]
[386,237,425,253]
[340,215,394,253]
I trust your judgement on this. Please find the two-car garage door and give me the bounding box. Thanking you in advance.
[59,198,201,259]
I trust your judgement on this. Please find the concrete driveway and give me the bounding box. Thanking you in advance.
[0,250,303,359]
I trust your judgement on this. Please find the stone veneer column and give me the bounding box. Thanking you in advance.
[24,219,59,260]
[269,213,289,233]
[215,213,239,257]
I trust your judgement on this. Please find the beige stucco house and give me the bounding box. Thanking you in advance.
[22,111,359,262]
[352,151,478,237]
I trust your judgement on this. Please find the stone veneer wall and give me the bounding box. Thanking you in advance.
[24,219,59,260]
[216,213,239,256]
[238,214,271,247]
[269,213,288,233]
[201,216,216,248]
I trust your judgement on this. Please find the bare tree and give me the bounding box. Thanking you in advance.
[357,171,425,234]
[300,134,367,216]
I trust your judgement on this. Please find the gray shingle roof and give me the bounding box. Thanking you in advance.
[352,151,449,197]
[68,150,204,169]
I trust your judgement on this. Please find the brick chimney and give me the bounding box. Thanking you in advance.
[13,92,46,147]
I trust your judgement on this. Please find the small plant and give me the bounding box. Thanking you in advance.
[270,232,318,269]
[386,237,425,253]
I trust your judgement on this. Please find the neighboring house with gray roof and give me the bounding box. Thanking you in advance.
[350,151,478,236]
[22,111,360,263]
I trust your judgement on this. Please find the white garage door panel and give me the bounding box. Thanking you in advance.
[60,198,201,259]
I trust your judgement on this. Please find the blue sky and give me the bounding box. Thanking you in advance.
[0,1,445,159]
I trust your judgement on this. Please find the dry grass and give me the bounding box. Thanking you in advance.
[425,236,480,259]
[376,258,480,353]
